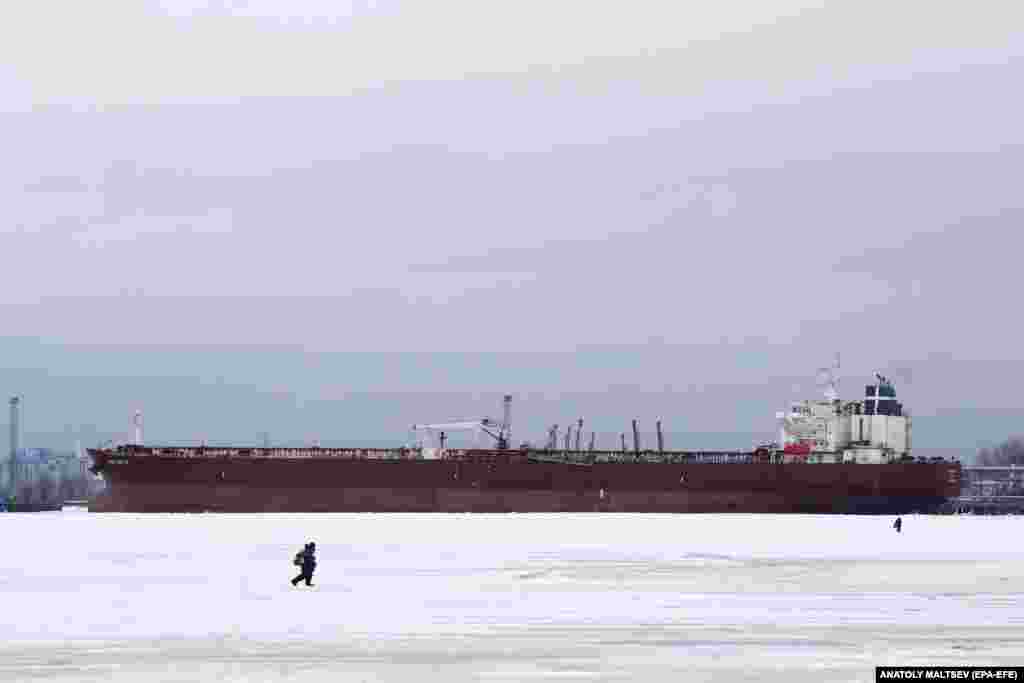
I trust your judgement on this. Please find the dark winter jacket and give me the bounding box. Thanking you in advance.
[301,548,317,572]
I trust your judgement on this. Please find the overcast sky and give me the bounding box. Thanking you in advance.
[1,1,1021,453]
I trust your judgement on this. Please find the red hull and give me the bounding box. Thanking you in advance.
[88,449,962,514]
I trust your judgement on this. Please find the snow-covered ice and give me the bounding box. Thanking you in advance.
[1,513,1022,681]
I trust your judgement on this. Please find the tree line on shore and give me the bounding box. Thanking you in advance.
[976,437,1024,466]
[7,472,98,506]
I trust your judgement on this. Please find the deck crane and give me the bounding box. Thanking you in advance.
[410,395,513,450]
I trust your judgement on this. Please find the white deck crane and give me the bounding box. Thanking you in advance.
[410,396,512,453]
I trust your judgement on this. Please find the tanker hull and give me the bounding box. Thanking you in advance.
[88,451,961,515]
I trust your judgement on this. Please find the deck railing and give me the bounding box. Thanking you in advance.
[89,445,959,466]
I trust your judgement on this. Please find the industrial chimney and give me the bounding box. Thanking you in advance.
[8,396,18,456]
[9,396,20,496]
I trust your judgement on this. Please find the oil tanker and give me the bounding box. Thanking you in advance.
[87,370,961,513]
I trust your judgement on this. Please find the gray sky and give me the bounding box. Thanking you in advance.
[1,1,1021,454]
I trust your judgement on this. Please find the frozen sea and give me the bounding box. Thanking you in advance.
[1,513,1022,682]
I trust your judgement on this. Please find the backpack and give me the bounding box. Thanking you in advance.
[293,551,303,567]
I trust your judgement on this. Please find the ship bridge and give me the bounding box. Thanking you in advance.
[781,373,911,464]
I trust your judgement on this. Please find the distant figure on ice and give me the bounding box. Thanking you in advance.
[291,542,317,587]
[893,517,902,534]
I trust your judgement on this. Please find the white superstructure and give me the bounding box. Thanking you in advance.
[779,370,912,464]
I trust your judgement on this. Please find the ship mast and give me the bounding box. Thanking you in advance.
[132,410,144,446]
[816,352,841,402]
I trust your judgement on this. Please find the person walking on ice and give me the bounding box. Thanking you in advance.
[893,517,902,534]
[291,542,317,587]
